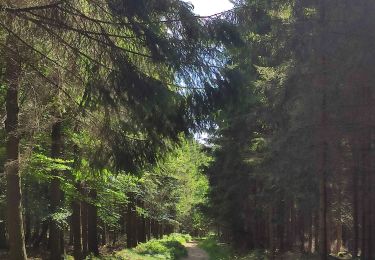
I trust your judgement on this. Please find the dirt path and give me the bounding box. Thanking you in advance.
[182,241,209,260]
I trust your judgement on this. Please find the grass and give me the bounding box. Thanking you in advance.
[82,233,192,260]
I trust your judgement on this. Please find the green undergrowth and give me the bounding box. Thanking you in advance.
[83,233,191,260]
[197,235,232,260]
[197,236,267,260]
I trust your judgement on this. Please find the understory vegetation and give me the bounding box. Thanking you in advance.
[84,233,191,260]
[198,236,268,260]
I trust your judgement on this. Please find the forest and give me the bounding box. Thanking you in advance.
[0,0,374,260]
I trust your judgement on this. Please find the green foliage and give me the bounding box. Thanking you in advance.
[198,236,232,260]
[25,153,72,182]
[134,233,189,259]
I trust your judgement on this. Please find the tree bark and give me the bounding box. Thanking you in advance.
[308,214,313,253]
[137,200,146,244]
[87,189,99,255]
[50,120,63,260]
[101,223,107,246]
[317,0,328,258]
[319,141,328,260]
[4,36,27,260]
[0,221,7,249]
[352,152,359,257]
[33,220,49,249]
[24,183,31,245]
[314,212,319,253]
[126,197,137,248]
[81,196,88,256]
[72,185,83,260]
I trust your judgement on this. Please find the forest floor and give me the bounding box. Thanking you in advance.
[182,241,209,260]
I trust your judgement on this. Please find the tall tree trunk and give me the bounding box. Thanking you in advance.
[24,183,31,245]
[126,197,137,248]
[335,185,343,254]
[299,212,305,253]
[87,189,99,255]
[314,212,319,253]
[72,184,83,260]
[4,36,27,260]
[318,0,328,258]
[137,200,146,244]
[352,152,359,257]
[81,196,88,256]
[50,120,63,260]
[0,221,7,249]
[308,214,313,253]
[269,207,275,260]
[146,219,151,241]
[33,220,49,249]
[361,128,371,259]
[101,223,107,246]
[319,140,328,260]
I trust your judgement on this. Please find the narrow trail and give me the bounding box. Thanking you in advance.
[183,241,209,260]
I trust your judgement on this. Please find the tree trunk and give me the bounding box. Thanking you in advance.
[319,141,328,260]
[81,197,88,256]
[308,214,313,253]
[72,185,83,260]
[50,120,63,260]
[146,219,151,241]
[269,207,275,260]
[33,220,49,249]
[137,201,146,244]
[4,36,27,260]
[335,186,343,254]
[0,221,7,249]
[87,189,99,255]
[299,213,305,253]
[24,184,31,245]
[101,223,107,246]
[318,0,328,258]
[126,197,137,248]
[352,153,359,257]
[314,212,319,253]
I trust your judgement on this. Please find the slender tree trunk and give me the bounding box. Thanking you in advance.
[319,141,328,260]
[4,36,27,260]
[352,153,359,257]
[336,186,342,254]
[146,218,152,240]
[87,189,99,255]
[101,223,107,246]
[137,200,146,244]
[81,196,88,256]
[24,183,31,245]
[32,221,40,246]
[72,184,83,260]
[299,213,305,253]
[308,214,313,253]
[314,212,319,253]
[269,207,275,260]
[0,221,7,249]
[33,220,49,249]
[126,197,137,248]
[69,219,74,246]
[50,120,63,260]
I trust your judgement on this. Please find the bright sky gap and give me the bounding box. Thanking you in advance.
[184,0,234,16]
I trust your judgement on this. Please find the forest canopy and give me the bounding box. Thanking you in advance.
[0,1,374,260]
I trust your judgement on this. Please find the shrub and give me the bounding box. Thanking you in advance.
[134,233,189,259]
